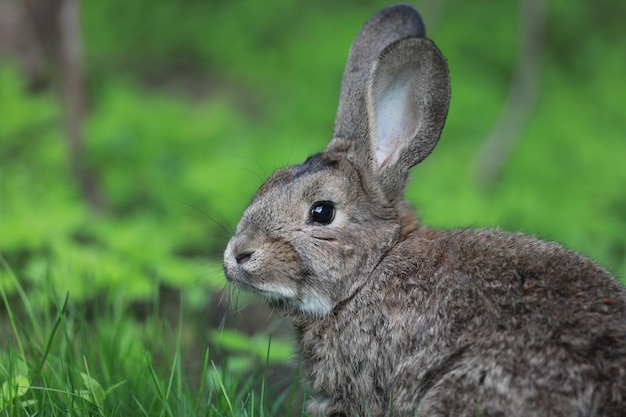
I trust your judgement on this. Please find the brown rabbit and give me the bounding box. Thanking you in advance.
[223,4,626,416]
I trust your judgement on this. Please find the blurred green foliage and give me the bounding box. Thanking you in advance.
[0,0,625,309]
[0,1,624,412]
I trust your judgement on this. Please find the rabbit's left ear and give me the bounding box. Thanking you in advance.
[365,37,450,201]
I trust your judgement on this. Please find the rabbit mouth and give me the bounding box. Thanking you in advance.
[255,283,298,301]
[228,278,297,302]
[224,254,301,304]
[229,277,333,316]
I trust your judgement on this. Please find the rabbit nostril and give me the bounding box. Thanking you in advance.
[236,252,253,264]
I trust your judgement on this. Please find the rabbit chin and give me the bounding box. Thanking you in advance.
[258,284,333,317]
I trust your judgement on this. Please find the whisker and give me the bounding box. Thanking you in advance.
[169,197,234,237]
[218,313,226,332]
[216,283,229,306]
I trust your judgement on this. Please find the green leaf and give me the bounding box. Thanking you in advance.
[79,372,106,407]
[0,374,30,409]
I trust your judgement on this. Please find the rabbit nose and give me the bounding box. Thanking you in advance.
[236,251,253,264]
[228,233,258,265]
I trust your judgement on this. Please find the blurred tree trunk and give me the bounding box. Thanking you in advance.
[58,0,105,211]
[472,0,546,187]
[3,0,106,211]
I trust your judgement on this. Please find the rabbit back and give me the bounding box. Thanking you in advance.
[298,227,626,417]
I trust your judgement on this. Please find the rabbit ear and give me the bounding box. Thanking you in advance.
[365,37,450,200]
[331,4,426,142]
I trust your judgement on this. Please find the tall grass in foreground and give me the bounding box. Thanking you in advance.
[0,258,305,416]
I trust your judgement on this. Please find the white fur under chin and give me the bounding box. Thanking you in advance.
[259,284,333,316]
[299,292,333,316]
[258,283,297,299]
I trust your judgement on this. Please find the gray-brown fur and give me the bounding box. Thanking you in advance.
[223,4,626,416]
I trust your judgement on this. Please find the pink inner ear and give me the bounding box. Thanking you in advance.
[370,66,421,171]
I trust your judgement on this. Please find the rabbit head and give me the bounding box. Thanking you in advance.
[223,4,450,316]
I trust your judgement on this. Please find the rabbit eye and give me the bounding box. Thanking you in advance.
[310,201,335,225]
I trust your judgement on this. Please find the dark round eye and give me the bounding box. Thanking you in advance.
[310,201,335,225]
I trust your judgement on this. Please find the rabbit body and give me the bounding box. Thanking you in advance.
[223,4,626,416]
[296,217,626,416]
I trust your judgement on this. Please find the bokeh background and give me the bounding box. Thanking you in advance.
[0,0,625,412]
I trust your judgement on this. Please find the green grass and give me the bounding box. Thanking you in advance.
[0,257,305,416]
